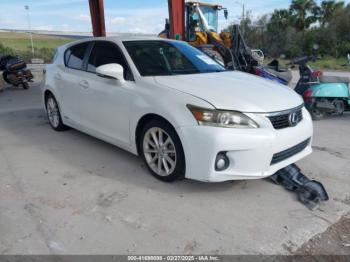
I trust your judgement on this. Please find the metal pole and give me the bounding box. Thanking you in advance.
[88,0,106,37]
[25,5,34,57]
[234,1,245,36]
[242,3,245,36]
[167,0,185,40]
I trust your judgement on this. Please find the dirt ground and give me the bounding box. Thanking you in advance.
[297,212,350,255]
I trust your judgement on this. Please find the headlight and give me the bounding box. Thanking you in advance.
[187,105,259,128]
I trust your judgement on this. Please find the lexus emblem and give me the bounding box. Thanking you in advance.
[289,112,299,126]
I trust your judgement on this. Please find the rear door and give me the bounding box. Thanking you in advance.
[56,42,91,124]
[78,41,136,147]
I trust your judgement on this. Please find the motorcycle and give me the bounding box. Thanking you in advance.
[293,56,350,120]
[0,55,33,89]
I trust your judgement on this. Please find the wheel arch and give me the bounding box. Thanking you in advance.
[44,89,54,103]
[135,113,179,156]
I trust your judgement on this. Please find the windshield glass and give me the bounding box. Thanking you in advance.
[199,6,218,32]
[123,40,225,77]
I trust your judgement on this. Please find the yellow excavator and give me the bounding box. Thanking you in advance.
[160,1,292,84]
[159,1,261,72]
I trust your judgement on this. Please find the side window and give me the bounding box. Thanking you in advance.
[65,42,89,70]
[87,41,133,81]
[52,49,58,63]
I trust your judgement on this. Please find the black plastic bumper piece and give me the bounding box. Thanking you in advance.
[270,164,329,210]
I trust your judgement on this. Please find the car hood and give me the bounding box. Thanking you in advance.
[154,71,303,113]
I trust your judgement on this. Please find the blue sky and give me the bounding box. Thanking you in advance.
[0,0,349,34]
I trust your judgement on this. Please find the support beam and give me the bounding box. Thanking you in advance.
[89,0,106,37]
[168,0,185,40]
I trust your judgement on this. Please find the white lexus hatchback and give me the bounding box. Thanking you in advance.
[43,37,313,182]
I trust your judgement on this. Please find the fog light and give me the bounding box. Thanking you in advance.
[215,152,230,171]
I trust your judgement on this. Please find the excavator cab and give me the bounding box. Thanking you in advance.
[185,2,227,46]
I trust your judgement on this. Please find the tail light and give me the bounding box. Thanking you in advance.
[312,70,323,78]
[303,89,314,103]
[303,89,313,98]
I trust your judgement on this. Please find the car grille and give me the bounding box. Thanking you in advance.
[268,107,303,130]
[271,138,311,165]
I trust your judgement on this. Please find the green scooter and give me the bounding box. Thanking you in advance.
[293,56,350,120]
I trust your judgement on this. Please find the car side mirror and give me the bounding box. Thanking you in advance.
[96,63,125,84]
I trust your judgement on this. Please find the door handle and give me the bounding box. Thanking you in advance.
[79,80,89,89]
[55,73,62,80]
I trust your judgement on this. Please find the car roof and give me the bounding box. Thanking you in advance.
[58,35,181,52]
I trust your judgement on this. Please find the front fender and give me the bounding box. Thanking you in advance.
[128,82,214,153]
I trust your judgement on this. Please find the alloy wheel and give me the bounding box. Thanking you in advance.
[143,127,177,177]
[46,97,60,128]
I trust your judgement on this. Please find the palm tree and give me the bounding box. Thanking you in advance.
[290,0,318,31]
[319,0,345,27]
[270,9,291,29]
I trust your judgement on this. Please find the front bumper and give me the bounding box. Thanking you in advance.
[177,107,313,182]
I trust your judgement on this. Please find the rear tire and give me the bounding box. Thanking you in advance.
[333,100,345,116]
[45,94,69,131]
[139,119,185,182]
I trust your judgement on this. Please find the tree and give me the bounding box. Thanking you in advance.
[224,0,350,59]
[270,9,291,29]
[290,0,318,31]
[318,0,345,27]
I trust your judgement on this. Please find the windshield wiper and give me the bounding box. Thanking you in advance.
[200,69,226,73]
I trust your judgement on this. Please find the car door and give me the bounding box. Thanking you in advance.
[56,42,91,124]
[79,41,136,147]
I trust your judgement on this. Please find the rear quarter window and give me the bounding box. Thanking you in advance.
[52,49,59,63]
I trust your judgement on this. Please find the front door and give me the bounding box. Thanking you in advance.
[78,41,136,147]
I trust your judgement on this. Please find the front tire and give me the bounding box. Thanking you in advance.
[22,82,29,89]
[45,94,69,131]
[2,71,10,84]
[140,119,185,182]
[310,108,325,121]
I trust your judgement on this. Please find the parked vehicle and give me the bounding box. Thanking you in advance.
[42,37,313,182]
[293,56,350,120]
[0,55,33,89]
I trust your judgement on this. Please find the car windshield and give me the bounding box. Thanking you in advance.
[123,40,226,76]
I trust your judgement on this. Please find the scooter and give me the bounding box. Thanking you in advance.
[293,56,350,120]
[0,55,33,89]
